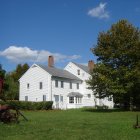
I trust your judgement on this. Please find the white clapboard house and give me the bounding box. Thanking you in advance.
[19,56,114,109]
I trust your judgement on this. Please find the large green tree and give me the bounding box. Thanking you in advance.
[87,20,140,110]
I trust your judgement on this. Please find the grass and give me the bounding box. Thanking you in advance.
[0,109,140,140]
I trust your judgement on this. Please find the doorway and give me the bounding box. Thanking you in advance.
[54,95,59,109]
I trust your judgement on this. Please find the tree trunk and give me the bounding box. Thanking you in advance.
[130,97,133,111]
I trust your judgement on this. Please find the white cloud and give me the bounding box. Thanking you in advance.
[0,46,81,63]
[88,2,109,19]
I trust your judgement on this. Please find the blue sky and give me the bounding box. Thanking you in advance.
[0,0,140,72]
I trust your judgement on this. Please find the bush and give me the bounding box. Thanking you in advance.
[95,105,109,109]
[0,100,53,110]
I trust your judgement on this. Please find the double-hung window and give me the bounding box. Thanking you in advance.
[27,83,30,89]
[39,82,43,89]
[60,96,63,102]
[55,80,58,87]
[70,82,72,89]
[77,69,80,75]
[61,81,64,88]
[43,95,46,101]
[77,83,79,89]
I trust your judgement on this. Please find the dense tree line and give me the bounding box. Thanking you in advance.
[0,63,29,100]
[88,20,140,110]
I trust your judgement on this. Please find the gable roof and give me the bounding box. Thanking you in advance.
[38,64,81,81]
[72,62,90,74]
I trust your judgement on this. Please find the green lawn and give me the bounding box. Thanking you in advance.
[0,109,140,140]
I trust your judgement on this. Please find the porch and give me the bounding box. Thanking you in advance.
[67,92,83,109]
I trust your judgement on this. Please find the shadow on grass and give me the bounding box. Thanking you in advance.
[82,108,129,113]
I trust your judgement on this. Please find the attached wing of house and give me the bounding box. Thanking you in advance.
[72,62,90,74]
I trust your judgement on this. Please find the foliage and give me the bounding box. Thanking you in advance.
[0,107,19,123]
[0,100,53,110]
[0,64,6,79]
[11,63,29,82]
[4,74,19,100]
[0,63,29,100]
[0,109,140,140]
[0,64,7,99]
[95,105,109,109]
[4,63,29,100]
[87,20,140,110]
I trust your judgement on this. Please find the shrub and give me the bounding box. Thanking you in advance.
[95,105,109,109]
[0,100,53,110]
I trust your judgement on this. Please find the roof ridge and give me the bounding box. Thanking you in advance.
[72,62,88,67]
[37,63,62,70]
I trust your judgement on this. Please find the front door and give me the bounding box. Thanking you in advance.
[54,95,59,109]
[60,96,63,109]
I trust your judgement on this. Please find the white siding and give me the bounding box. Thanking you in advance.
[65,62,114,108]
[64,62,90,81]
[19,63,114,109]
[51,77,82,109]
[19,64,52,102]
[64,62,95,107]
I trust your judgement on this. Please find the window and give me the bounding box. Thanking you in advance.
[61,81,64,88]
[43,95,46,101]
[54,95,59,102]
[39,82,43,89]
[77,69,80,75]
[70,82,72,89]
[55,80,58,87]
[27,83,30,89]
[77,83,79,89]
[76,97,82,104]
[87,94,91,98]
[108,96,112,101]
[69,97,74,103]
[25,96,28,101]
[60,96,63,102]
[78,97,80,103]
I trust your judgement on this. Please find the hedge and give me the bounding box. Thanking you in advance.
[0,100,53,110]
[95,105,109,109]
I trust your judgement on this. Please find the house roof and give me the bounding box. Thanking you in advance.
[67,92,83,97]
[72,62,89,74]
[38,64,81,81]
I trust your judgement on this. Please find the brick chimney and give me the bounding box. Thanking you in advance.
[48,55,54,67]
[88,60,94,72]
